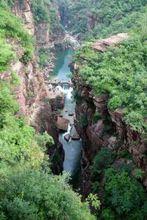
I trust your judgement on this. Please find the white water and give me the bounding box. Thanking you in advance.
[59,86,82,174]
[52,49,82,175]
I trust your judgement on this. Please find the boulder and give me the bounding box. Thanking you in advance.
[70,126,80,140]
[64,134,71,142]
[92,33,129,52]
[68,113,74,117]
[56,117,69,131]
[108,136,117,149]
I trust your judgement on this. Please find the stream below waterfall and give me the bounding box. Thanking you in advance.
[52,49,82,175]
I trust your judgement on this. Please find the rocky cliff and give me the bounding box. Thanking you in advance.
[74,78,146,193]
[2,0,64,173]
[72,34,147,195]
[10,0,52,133]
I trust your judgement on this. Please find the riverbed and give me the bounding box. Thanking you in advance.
[52,49,82,175]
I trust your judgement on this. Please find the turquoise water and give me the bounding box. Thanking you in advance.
[53,49,74,81]
[52,49,82,175]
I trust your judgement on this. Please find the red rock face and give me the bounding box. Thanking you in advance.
[8,1,55,138]
[3,0,64,173]
[12,0,35,35]
[35,22,50,47]
[72,73,147,195]
[92,33,129,52]
[56,117,69,131]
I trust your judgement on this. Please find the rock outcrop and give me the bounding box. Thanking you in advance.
[92,33,129,52]
[56,117,69,131]
[12,0,35,35]
[4,0,64,174]
[72,35,147,194]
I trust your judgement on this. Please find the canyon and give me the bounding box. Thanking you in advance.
[0,0,146,219]
[6,0,146,191]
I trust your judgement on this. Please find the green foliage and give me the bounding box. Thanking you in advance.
[91,148,147,219]
[101,208,115,220]
[104,168,146,216]
[86,193,101,211]
[56,0,147,40]
[31,0,51,23]
[49,7,63,35]
[0,0,16,8]
[92,148,115,176]
[0,37,14,71]
[0,6,34,65]
[36,131,54,150]
[31,0,50,23]
[0,81,18,127]
[76,33,147,132]
[10,72,20,85]
[38,48,51,68]
[0,81,44,178]
[31,0,63,40]
[124,111,146,133]
[0,78,94,219]
[0,170,95,220]
[133,168,144,179]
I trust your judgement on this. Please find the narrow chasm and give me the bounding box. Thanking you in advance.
[49,48,82,179]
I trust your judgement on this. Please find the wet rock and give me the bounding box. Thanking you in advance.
[64,134,71,142]
[56,116,69,131]
[70,126,80,140]
[50,92,65,111]
[68,113,74,117]
[108,136,117,149]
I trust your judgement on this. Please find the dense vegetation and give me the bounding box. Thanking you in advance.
[0,0,147,219]
[0,79,94,219]
[0,5,95,219]
[91,148,147,219]
[0,2,34,66]
[30,0,63,68]
[75,14,147,133]
[72,2,147,219]
[57,0,147,40]
[30,0,62,35]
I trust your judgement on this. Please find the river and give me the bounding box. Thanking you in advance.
[52,49,82,175]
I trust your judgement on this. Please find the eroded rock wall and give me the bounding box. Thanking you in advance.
[6,0,64,173]
[72,71,147,195]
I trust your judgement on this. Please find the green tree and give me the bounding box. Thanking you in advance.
[104,168,146,216]
[0,170,95,220]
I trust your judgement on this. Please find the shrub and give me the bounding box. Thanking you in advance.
[104,168,147,215]
[0,6,34,64]
[0,37,14,72]
[75,32,147,132]
[56,0,147,40]
[0,170,95,220]
[92,148,115,176]
[31,0,50,23]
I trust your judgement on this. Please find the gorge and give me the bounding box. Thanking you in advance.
[0,0,147,219]
[51,48,82,175]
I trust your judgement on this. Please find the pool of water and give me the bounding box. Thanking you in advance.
[53,49,74,81]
